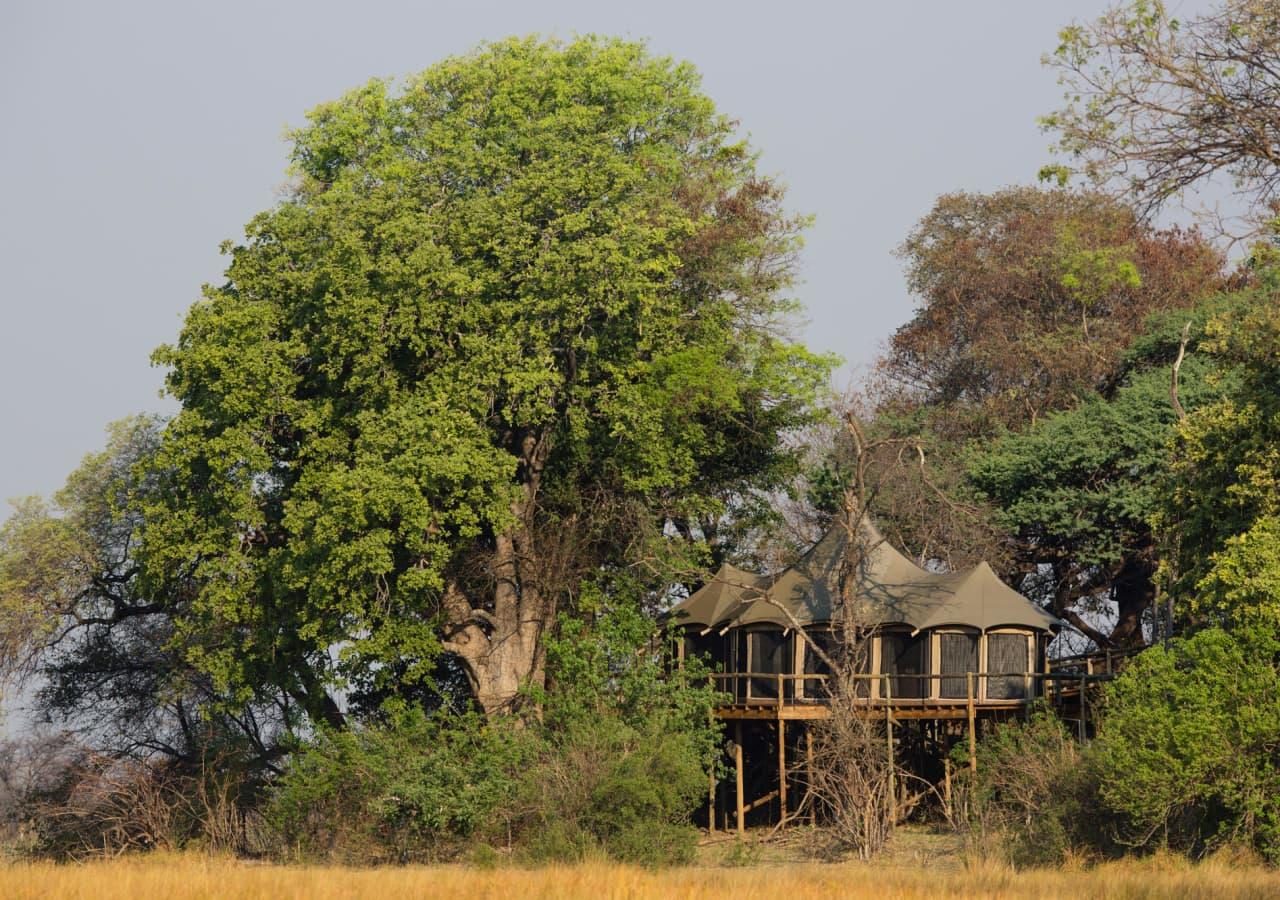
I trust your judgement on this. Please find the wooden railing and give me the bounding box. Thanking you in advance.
[1047,645,1145,676]
[708,669,1113,707]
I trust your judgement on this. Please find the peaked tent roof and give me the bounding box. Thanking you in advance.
[667,520,1060,633]
[667,562,770,627]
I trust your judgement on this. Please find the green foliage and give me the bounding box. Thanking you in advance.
[967,299,1237,643]
[137,35,833,720]
[962,710,1103,867]
[970,360,1214,572]
[1158,288,1280,628]
[267,708,534,862]
[1094,627,1280,862]
[269,608,722,865]
[516,608,722,866]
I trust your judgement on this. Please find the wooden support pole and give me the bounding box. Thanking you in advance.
[708,770,716,833]
[805,725,815,826]
[1081,674,1089,740]
[708,712,717,833]
[734,721,745,836]
[777,719,787,825]
[943,757,953,820]
[966,672,977,773]
[884,675,895,820]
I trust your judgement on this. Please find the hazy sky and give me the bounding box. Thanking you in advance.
[0,1,1213,510]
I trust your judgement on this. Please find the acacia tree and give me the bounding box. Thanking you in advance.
[1044,0,1280,229]
[139,38,832,721]
[967,301,1240,648]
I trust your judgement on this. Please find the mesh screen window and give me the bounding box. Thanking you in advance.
[939,633,979,699]
[987,633,1030,699]
[880,633,928,699]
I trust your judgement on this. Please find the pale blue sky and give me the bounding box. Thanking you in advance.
[0,1,1213,509]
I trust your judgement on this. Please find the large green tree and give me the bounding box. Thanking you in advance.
[138,38,832,721]
[967,301,1239,648]
[1159,286,1280,629]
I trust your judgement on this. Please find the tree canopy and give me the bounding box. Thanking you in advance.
[1044,0,1280,229]
[967,300,1241,647]
[882,186,1221,440]
[1158,287,1280,628]
[134,36,833,722]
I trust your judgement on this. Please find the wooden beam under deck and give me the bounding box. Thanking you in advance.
[714,702,1033,721]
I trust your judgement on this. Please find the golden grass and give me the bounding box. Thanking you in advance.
[3,851,1279,900]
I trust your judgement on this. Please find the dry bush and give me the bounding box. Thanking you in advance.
[804,694,894,859]
[30,751,259,859]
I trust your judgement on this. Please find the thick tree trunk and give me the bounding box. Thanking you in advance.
[442,430,554,715]
[1108,552,1155,649]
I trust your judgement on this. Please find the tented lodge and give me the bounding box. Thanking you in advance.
[667,519,1076,832]
[669,520,1061,707]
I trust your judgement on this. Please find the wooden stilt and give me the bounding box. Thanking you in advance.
[734,721,745,836]
[777,719,787,825]
[884,676,895,820]
[1080,674,1089,740]
[805,725,815,825]
[966,672,977,773]
[943,757,952,820]
[708,769,716,833]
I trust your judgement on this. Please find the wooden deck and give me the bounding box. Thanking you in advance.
[707,653,1132,835]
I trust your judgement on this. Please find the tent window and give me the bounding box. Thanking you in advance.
[748,629,792,700]
[939,633,978,699]
[683,630,723,669]
[803,629,866,698]
[987,632,1029,699]
[880,632,928,699]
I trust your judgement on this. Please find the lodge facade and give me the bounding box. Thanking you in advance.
[667,519,1079,831]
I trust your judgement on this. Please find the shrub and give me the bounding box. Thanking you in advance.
[267,607,723,867]
[1094,626,1280,863]
[510,608,719,865]
[512,716,705,866]
[267,709,534,863]
[959,708,1104,867]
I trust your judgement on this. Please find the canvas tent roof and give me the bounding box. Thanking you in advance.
[667,521,1060,633]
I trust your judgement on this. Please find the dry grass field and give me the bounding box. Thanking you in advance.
[3,850,1279,900]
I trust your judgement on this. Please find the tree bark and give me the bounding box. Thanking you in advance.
[1109,552,1155,650]
[442,429,555,715]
